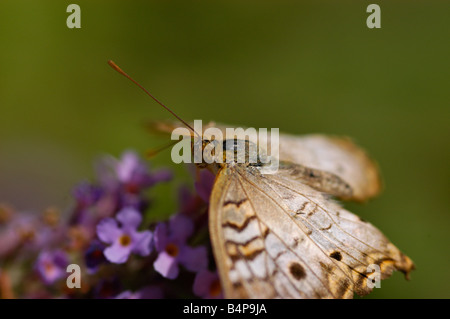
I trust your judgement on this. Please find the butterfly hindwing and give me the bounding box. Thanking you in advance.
[209,164,414,299]
[209,167,277,298]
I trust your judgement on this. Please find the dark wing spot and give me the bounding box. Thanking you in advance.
[330,251,342,261]
[320,224,332,231]
[222,215,256,231]
[336,279,352,298]
[223,198,248,208]
[289,262,306,280]
[319,261,333,273]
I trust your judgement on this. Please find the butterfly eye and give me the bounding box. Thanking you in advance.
[224,139,256,154]
[222,139,244,163]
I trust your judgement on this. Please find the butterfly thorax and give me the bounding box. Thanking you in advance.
[193,138,265,172]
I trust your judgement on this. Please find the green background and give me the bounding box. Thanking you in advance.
[0,1,448,298]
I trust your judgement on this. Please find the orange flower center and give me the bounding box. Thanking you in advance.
[165,243,179,257]
[43,208,60,227]
[92,249,103,258]
[209,278,222,297]
[125,184,139,194]
[44,261,55,273]
[19,229,35,242]
[119,234,132,246]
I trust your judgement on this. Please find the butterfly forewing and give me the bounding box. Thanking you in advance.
[273,134,382,202]
[153,121,381,201]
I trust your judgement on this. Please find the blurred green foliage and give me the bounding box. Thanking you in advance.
[0,0,449,298]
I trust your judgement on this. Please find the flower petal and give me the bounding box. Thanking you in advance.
[154,222,169,252]
[115,290,133,299]
[193,269,222,299]
[85,240,107,273]
[131,230,153,256]
[116,151,140,183]
[169,214,194,244]
[116,207,142,230]
[115,286,163,299]
[136,286,164,299]
[52,250,69,268]
[104,243,131,264]
[153,251,179,279]
[96,218,121,244]
[73,182,102,208]
[95,155,120,191]
[144,169,172,187]
[193,269,214,297]
[194,169,215,203]
[179,245,208,272]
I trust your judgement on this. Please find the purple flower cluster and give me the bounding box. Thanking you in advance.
[0,151,222,299]
[97,207,152,264]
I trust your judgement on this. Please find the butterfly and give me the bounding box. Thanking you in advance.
[108,60,415,299]
[154,121,415,298]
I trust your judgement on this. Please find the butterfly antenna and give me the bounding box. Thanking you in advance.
[108,60,201,138]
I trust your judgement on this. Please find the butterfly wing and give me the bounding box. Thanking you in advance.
[209,165,414,299]
[273,134,382,202]
[209,166,284,298]
[151,121,381,201]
